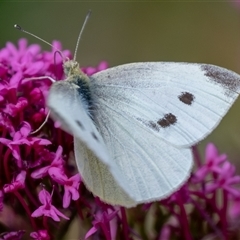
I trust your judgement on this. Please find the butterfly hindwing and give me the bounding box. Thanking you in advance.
[74,136,138,207]
[74,116,192,206]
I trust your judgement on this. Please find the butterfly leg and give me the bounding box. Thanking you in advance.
[23,76,56,83]
[30,110,51,135]
[21,76,56,135]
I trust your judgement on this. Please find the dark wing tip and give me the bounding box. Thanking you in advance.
[201,64,240,96]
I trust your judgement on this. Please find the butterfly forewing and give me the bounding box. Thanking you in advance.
[78,61,240,206]
[47,78,137,203]
[91,62,240,147]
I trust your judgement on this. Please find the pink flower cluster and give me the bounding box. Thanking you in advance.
[0,39,108,239]
[1,39,240,240]
[159,144,240,240]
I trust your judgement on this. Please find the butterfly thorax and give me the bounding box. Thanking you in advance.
[62,60,92,107]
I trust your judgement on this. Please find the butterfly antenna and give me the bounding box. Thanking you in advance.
[14,24,65,59]
[73,9,92,61]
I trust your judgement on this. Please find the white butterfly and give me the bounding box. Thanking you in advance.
[16,13,240,207]
[47,60,240,207]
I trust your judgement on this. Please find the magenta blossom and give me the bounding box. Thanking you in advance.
[0,39,42,75]
[0,230,25,240]
[205,161,240,197]
[81,61,108,76]
[3,170,26,193]
[85,210,118,240]
[31,145,64,179]
[0,39,110,239]
[31,189,69,222]
[48,167,81,208]
[194,142,227,181]
[30,230,50,240]
[0,121,51,167]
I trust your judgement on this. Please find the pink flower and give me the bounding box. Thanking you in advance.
[0,121,49,146]
[31,189,69,222]
[0,121,51,167]
[48,167,81,208]
[0,230,25,240]
[0,38,44,77]
[85,210,118,240]
[206,162,240,197]
[0,122,31,165]
[30,230,50,240]
[3,170,26,193]
[194,143,227,181]
[82,61,108,75]
[164,185,190,204]
[0,38,112,239]
[31,145,64,179]
[3,97,28,117]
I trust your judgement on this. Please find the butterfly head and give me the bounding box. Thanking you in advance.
[63,59,83,77]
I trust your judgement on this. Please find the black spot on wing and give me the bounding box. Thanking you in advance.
[91,132,99,142]
[137,115,177,131]
[201,64,240,95]
[75,120,85,130]
[157,113,177,128]
[178,92,195,105]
